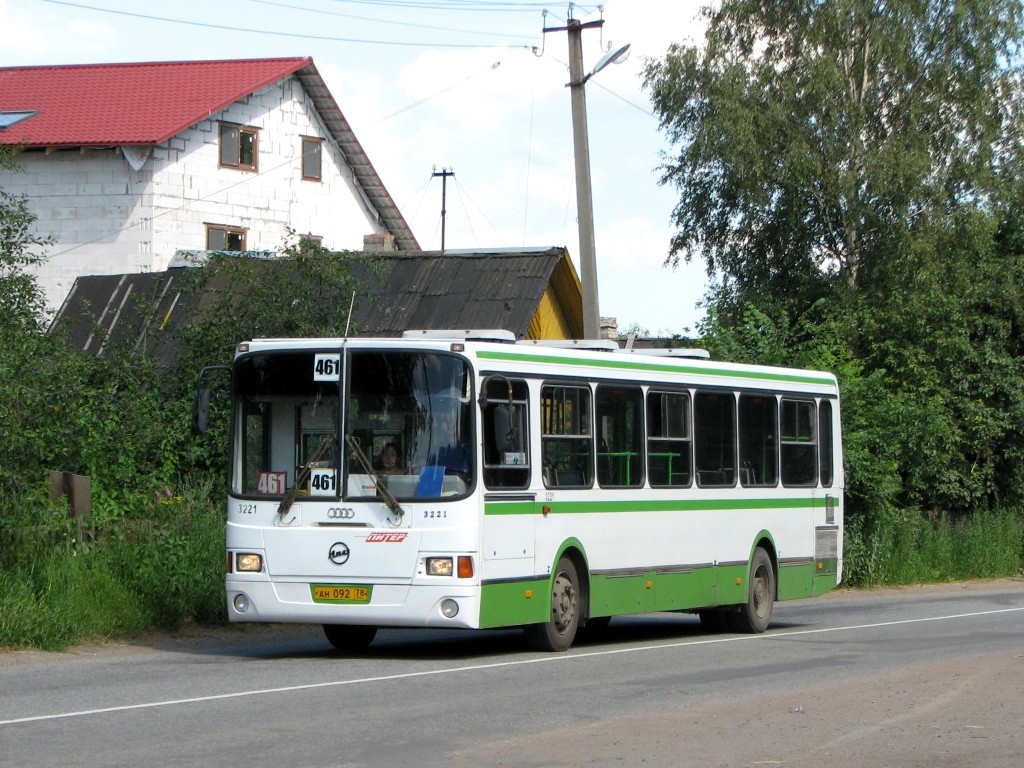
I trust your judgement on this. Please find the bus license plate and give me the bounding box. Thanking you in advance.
[311,584,372,604]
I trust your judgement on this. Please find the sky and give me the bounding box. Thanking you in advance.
[1,0,710,336]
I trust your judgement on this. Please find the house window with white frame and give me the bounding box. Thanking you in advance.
[220,122,258,171]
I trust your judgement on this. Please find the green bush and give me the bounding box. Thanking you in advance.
[99,493,226,630]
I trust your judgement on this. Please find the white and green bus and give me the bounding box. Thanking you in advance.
[204,329,842,652]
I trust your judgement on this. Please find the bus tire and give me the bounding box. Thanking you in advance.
[323,624,377,651]
[729,547,775,633]
[524,556,580,652]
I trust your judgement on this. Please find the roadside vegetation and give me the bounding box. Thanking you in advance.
[642,2,1024,583]
[3,0,1024,650]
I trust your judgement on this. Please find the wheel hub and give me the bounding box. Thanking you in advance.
[551,573,577,632]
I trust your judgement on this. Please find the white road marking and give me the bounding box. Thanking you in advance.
[2,605,1021,726]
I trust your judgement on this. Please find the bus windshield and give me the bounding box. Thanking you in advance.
[347,350,473,499]
[230,348,473,502]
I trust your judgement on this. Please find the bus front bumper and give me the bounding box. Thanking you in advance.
[226,578,482,629]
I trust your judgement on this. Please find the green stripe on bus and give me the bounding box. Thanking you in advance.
[476,349,834,387]
[484,497,825,516]
[478,561,833,628]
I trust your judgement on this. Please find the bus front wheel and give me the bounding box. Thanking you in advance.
[524,556,580,652]
[323,624,377,651]
[729,547,775,633]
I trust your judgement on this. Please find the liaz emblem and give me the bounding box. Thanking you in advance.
[328,542,350,565]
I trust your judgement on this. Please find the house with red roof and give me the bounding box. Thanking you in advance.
[0,57,419,313]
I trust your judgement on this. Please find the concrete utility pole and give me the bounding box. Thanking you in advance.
[543,15,629,339]
[432,166,454,252]
[567,19,600,340]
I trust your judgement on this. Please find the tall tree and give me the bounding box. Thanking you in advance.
[643,2,1024,516]
[642,0,1023,303]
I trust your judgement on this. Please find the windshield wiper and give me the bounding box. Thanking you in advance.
[345,434,404,519]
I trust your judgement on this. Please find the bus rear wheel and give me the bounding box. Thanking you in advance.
[323,624,377,651]
[728,547,775,633]
[524,556,580,652]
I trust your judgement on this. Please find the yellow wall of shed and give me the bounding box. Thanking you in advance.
[526,249,583,340]
[528,287,575,340]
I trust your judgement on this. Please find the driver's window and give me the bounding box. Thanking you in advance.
[482,377,530,489]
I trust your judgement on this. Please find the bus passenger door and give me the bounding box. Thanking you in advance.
[479,376,536,572]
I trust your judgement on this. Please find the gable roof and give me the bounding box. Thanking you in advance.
[0,58,314,147]
[51,248,583,369]
[349,249,580,336]
[0,57,418,250]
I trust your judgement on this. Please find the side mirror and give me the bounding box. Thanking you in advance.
[191,387,211,435]
[191,364,231,435]
[493,404,519,453]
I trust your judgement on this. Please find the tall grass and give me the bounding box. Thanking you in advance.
[0,483,225,651]
[3,491,1022,649]
[844,506,1024,586]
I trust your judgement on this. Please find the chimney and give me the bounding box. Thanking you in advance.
[363,233,397,252]
[600,316,619,340]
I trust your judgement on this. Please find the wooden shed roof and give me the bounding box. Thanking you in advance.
[51,247,583,368]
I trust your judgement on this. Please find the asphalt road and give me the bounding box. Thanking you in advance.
[2,579,1022,768]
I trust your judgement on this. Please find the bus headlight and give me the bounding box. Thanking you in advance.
[426,557,453,576]
[440,599,459,618]
[233,594,251,613]
[235,553,263,572]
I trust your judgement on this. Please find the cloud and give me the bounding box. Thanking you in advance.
[0,0,117,63]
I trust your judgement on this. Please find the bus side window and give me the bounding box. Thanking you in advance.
[541,384,593,488]
[781,399,817,486]
[739,393,779,487]
[647,390,692,488]
[596,384,643,487]
[481,377,530,489]
[694,390,737,487]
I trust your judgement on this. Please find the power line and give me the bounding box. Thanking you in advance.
[370,61,502,125]
[451,174,503,244]
[543,53,656,117]
[40,0,536,47]
[39,147,308,261]
[319,0,552,10]
[246,0,535,38]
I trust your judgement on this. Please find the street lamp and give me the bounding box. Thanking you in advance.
[554,16,630,339]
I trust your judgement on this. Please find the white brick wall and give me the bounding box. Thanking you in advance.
[3,74,390,314]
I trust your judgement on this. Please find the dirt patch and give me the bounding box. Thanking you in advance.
[0,622,317,667]
[449,651,1024,768]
